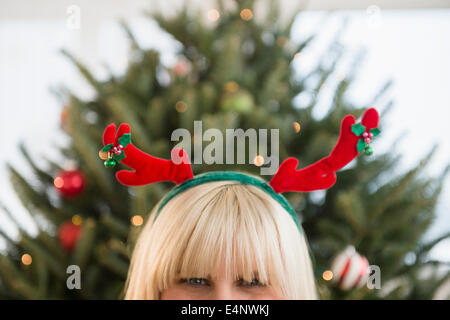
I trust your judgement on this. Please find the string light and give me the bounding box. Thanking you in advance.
[53,177,64,188]
[293,122,301,133]
[294,52,301,59]
[207,9,220,22]
[253,155,264,167]
[240,9,253,21]
[322,270,333,281]
[131,215,144,227]
[175,101,188,113]
[72,214,83,226]
[224,81,239,93]
[21,254,32,266]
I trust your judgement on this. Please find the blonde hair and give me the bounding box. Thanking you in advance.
[124,179,317,299]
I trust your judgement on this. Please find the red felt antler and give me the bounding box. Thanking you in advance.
[102,123,193,186]
[269,108,379,193]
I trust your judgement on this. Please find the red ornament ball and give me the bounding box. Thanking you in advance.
[58,221,82,252]
[54,170,85,198]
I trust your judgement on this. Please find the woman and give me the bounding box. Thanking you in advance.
[124,176,317,299]
[99,108,379,300]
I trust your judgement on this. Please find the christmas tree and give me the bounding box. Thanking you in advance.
[1,0,449,299]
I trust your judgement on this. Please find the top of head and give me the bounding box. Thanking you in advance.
[156,171,302,231]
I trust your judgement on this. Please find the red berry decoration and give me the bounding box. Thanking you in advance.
[54,170,85,198]
[58,221,82,252]
[330,246,370,290]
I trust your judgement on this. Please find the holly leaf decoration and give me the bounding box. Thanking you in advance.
[357,139,367,153]
[118,133,131,147]
[351,123,366,136]
[370,128,381,137]
[113,152,126,163]
[102,143,113,152]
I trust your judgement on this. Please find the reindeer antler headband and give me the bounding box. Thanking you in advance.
[100,108,380,232]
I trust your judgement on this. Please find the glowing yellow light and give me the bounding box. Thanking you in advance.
[224,81,239,93]
[207,9,220,21]
[293,122,301,133]
[131,215,144,227]
[320,83,326,88]
[240,9,253,21]
[253,155,264,167]
[322,270,333,281]
[294,52,301,59]
[72,214,83,226]
[175,101,188,113]
[21,254,32,266]
[54,177,64,188]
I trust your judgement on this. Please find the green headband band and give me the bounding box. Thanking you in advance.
[155,171,302,232]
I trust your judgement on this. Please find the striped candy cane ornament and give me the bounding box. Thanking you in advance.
[331,246,370,290]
